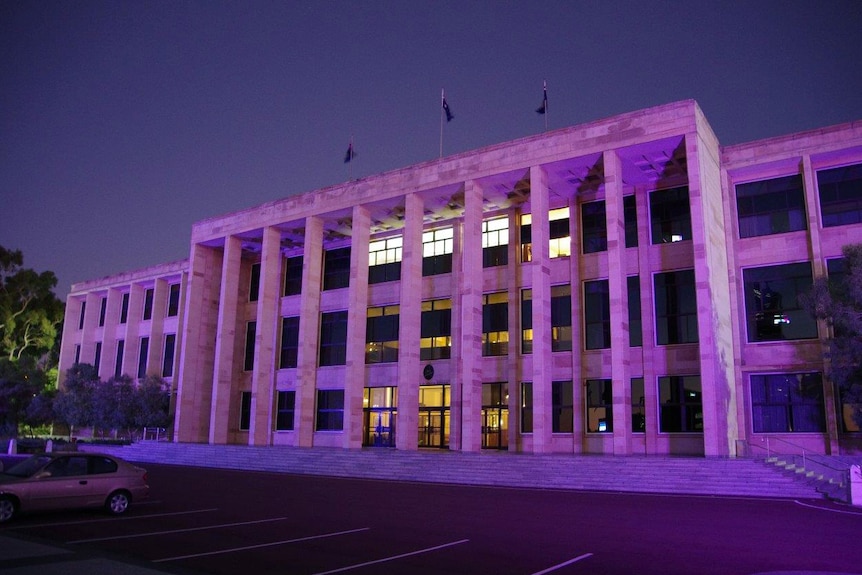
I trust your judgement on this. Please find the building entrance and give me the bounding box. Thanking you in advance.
[418,384,450,448]
[482,382,509,449]
[363,387,397,447]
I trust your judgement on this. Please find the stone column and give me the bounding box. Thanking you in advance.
[121,284,144,378]
[396,193,423,450]
[146,278,168,377]
[249,226,282,446]
[58,294,84,387]
[101,287,123,378]
[530,165,553,453]
[80,292,100,374]
[506,209,521,449]
[344,206,370,449]
[295,217,324,447]
[634,187,659,455]
[568,195,585,452]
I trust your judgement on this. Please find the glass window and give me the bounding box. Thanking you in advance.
[137,337,149,378]
[631,378,645,433]
[369,236,402,284]
[366,305,400,364]
[316,389,345,431]
[483,292,508,356]
[628,276,642,347]
[650,186,691,244]
[520,213,532,263]
[520,382,533,433]
[94,342,102,373]
[552,380,573,433]
[421,299,452,360]
[167,284,180,317]
[654,270,699,345]
[521,285,572,354]
[483,217,509,268]
[276,390,296,431]
[659,375,703,433]
[736,175,806,238]
[586,379,613,433]
[323,247,351,290]
[120,293,129,324]
[284,255,303,296]
[114,340,124,379]
[249,263,261,302]
[624,195,638,248]
[584,279,610,350]
[143,288,154,321]
[549,207,571,259]
[280,316,300,369]
[582,200,607,254]
[244,322,256,371]
[78,300,86,330]
[239,391,251,431]
[98,297,107,327]
[162,334,176,378]
[750,373,825,433]
[319,311,348,366]
[743,262,817,342]
[818,163,862,228]
[422,228,453,276]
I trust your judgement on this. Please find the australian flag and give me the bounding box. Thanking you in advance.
[536,81,547,115]
[443,97,453,122]
[344,141,355,163]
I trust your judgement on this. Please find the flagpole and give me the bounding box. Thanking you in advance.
[543,80,548,131]
[348,135,353,180]
[439,88,444,158]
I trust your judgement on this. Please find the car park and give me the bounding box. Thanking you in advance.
[0,452,148,523]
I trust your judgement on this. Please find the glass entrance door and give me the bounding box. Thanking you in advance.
[482,382,509,450]
[418,384,450,448]
[363,387,397,447]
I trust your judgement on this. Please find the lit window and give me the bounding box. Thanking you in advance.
[369,236,402,284]
[482,217,509,267]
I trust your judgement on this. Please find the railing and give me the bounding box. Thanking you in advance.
[142,427,168,442]
[746,435,850,493]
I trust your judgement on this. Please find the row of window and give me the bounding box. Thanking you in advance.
[75,334,176,381]
[79,284,181,330]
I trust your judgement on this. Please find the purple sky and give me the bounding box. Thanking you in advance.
[2,1,860,298]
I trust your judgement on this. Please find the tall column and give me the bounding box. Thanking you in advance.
[249,227,282,446]
[457,180,484,452]
[121,284,144,378]
[530,165,553,453]
[506,209,521,449]
[80,292,100,373]
[145,278,168,377]
[344,206,370,449]
[604,150,632,455]
[568,195,585,452]
[58,295,84,387]
[634,186,659,454]
[208,236,242,444]
[295,217,324,447]
[100,288,123,379]
[396,193,423,450]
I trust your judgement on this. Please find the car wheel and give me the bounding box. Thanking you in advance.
[105,490,131,515]
[0,496,17,523]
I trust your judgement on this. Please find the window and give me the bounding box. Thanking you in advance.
[369,236,402,284]
[632,378,645,433]
[323,247,351,290]
[659,375,703,433]
[520,382,533,433]
[167,283,181,316]
[75,344,81,364]
[582,200,607,254]
[520,214,532,263]
[120,293,129,324]
[421,299,452,360]
[483,292,508,356]
[483,217,509,267]
[276,391,296,431]
[114,340,124,379]
[316,389,345,431]
[319,311,348,366]
[143,288,154,321]
[586,379,613,433]
[650,186,691,244]
[552,380,573,433]
[94,342,102,372]
[522,286,573,354]
[548,207,571,258]
[162,334,176,378]
[137,337,149,378]
[98,297,107,327]
[280,316,300,369]
[249,263,261,302]
[584,280,610,350]
[624,195,638,248]
[736,175,806,238]
[422,228,453,276]
[743,262,817,342]
[239,391,251,431]
[750,373,825,433]
[284,255,303,296]
[366,305,399,364]
[628,276,642,347]
[78,301,86,330]
[243,322,256,371]
[364,387,398,447]
[818,162,862,228]
[654,270,698,345]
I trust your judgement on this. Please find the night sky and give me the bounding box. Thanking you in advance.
[2,1,860,298]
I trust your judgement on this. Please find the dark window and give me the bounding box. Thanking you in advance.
[736,175,806,238]
[654,270,699,345]
[239,391,251,431]
[520,382,533,433]
[751,373,825,433]
[94,342,102,372]
[584,280,611,350]
[422,228,453,276]
[162,334,176,378]
[143,288,154,321]
[316,389,345,431]
[98,297,107,327]
[483,292,508,356]
[650,186,691,244]
[632,378,645,433]
[421,299,452,360]
[319,311,348,366]
[91,456,118,474]
[659,375,703,433]
[167,284,181,316]
[120,293,129,324]
[114,340,124,379]
[137,337,149,378]
[323,247,351,290]
[75,344,81,364]
[249,263,261,302]
[520,216,532,263]
[628,276,642,347]
[244,322,256,371]
[818,163,862,227]
[521,290,532,354]
[624,195,638,248]
[483,217,509,268]
[280,316,300,369]
[284,255,303,296]
[366,305,400,364]
[582,200,607,254]
[276,390,296,431]
[586,379,613,433]
[552,380,573,433]
[78,301,86,330]
[522,286,572,354]
[743,262,817,342]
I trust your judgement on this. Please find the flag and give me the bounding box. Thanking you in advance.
[536,81,547,115]
[344,140,355,163]
[443,96,453,122]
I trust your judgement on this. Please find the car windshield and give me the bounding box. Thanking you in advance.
[2,455,53,478]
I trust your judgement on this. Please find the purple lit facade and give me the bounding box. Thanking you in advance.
[58,101,862,457]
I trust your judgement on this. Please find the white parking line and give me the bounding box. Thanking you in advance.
[794,499,862,516]
[531,553,594,575]
[68,516,291,543]
[9,508,219,529]
[152,527,371,563]
[309,538,470,575]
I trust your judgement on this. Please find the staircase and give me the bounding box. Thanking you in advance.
[80,442,824,499]
[766,454,861,502]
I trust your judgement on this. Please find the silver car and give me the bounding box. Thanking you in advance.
[0,452,149,522]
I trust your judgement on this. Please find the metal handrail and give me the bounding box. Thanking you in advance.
[748,435,848,477]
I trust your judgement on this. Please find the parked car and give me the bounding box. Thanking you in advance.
[0,452,149,523]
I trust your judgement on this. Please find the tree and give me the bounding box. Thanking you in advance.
[53,363,98,436]
[133,375,172,432]
[804,243,862,430]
